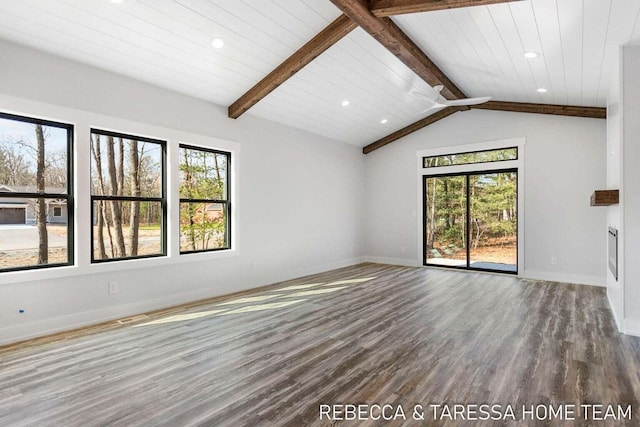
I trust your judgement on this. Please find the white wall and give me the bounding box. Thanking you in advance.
[606,48,623,329]
[364,109,607,286]
[621,46,640,335]
[608,45,640,337]
[0,39,365,344]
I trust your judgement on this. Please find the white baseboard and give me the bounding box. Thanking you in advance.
[522,269,605,287]
[364,256,419,267]
[360,260,605,287]
[0,286,221,346]
[624,319,640,337]
[0,256,368,346]
[606,290,624,333]
[288,256,367,280]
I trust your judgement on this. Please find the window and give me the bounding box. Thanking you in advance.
[90,129,166,262]
[53,206,62,217]
[0,112,73,272]
[179,144,230,253]
[423,147,517,168]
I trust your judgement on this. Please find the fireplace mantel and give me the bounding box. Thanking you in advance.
[590,190,619,206]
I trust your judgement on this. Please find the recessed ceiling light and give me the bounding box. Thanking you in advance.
[341,100,350,107]
[211,37,225,49]
[524,52,539,59]
[380,119,388,124]
[110,0,123,3]
[537,88,548,93]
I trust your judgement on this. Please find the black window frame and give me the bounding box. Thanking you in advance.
[423,146,518,169]
[0,111,74,273]
[178,144,231,255]
[90,128,167,263]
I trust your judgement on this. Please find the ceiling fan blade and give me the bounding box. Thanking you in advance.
[411,86,439,101]
[411,91,438,108]
[439,96,491,107]
[413,105,445,116]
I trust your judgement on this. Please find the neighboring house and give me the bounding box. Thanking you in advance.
[0,185,68,225]
[182,202,223,224]
[201,203,223,221]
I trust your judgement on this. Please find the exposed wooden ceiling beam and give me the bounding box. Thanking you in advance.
[329,0,466,100]
[362,107,462,154]
[471,101,606,119]
[369,0,524,17]
[228,14,357,119]
[363,101,606,154]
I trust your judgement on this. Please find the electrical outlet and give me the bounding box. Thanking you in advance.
[401,246,406,253]
[551,257,558,265]
[108,282,119,294]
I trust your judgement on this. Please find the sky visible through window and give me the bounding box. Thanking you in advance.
[0,117,67,155]
[0,117,68,192]
[0,115,72,271]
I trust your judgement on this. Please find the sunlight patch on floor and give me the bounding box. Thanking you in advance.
[322,277,376,286]
[216,294,280,306]
[217,299,306,316]
[131,278,375,327]
[285,286,347,298]
[274,283,326,291]
[135,310,226,326]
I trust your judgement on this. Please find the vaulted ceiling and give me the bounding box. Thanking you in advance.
[1,0,639,152]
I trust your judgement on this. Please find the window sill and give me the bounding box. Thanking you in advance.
[0,248,238,286]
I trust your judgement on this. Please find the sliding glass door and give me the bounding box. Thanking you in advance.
[424,169,517,273]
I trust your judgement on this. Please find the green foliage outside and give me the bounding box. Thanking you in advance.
[90,134,163,259]
[426,168,516,257]
[469,172,517,249]
[424,147,517,168]
[179,148,228,252]
[426,175,466,249]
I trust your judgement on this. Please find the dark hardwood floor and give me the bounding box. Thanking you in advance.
[1,263,639,426]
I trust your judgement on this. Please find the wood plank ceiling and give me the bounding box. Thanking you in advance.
[0,1,639,152]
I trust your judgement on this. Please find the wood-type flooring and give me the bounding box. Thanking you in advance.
[1,263,639,426]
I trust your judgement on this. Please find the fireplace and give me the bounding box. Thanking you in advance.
[608,227,618,281]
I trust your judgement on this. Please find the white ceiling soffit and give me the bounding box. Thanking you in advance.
[392,0,640,108]
[0,1,640,147]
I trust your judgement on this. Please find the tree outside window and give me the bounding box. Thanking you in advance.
[179,145,230,253]
[90,130,165,262]
[0,113,73,272]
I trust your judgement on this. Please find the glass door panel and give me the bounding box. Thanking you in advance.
[424,169,518,274]
[468,172,517,272]
[425,175,467,267]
